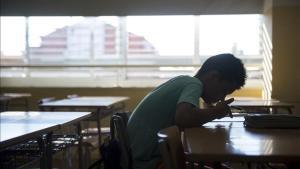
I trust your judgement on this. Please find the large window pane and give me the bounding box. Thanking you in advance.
[199,15,263,86]
[126,16,195,65]
[0,17,26,65]
[28,16,120,64]
[199,15,261,57]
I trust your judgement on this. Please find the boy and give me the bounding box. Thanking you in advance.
[127,53,246,169]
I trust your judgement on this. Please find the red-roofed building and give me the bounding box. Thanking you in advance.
[29,18,157,63]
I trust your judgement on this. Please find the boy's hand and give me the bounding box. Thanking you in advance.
[215,98,234,118]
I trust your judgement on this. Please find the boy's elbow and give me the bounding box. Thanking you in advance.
[175,110,193,128]
[175,114,186,128]
[175,102,195,128]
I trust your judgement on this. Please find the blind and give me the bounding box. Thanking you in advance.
[1,0,263,16]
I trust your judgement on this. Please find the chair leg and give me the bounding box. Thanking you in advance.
[66,146,72,169]
[88,159,103,169]
[82,144,92,169]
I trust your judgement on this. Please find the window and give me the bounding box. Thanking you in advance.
[199,15,261,56]
[1,17,26,63]
[27,16,120,63]
[198,15,263,87]
[127,16,194,61]
[0,15,263,88]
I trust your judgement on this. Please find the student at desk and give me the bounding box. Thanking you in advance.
[127,53,247,169]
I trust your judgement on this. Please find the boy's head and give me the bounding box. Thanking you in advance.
[195,53,246,104]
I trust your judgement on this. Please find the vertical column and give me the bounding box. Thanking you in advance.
[119,17,128,84]
[194,15,200,65]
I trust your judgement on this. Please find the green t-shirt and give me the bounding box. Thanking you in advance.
[127,75,203,169]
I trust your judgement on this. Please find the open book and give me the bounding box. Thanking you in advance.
[244,114,300,128]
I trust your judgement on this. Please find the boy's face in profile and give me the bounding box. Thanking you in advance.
[202,72,237,104]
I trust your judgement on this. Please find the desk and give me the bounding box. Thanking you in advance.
[39,96,129,109]
[212,116,244,122]
[184,117,300,163]
[2,93,32,98]
[232,97,278,101]
[203,117,245,128]
[39,96,129,153]
[231,100,294,114]
[0,111,91,169]
[0,93,31,111]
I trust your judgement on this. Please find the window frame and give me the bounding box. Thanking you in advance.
[0,15,263,88]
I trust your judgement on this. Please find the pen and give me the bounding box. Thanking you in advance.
[230,105,243,110]
[222,98,234,118]
[228,110,233,118]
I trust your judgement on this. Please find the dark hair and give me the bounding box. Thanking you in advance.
[196,53,246,88]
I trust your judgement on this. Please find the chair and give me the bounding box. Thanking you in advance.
[88,112,131,169]
[158,126,233,169]
[65,94,111,138]
[157,126,187,169]
[66,94,79,99]
[0,95,10,112]
[82,111,130,143]
[38,97,56,111]
[38,97,56,104]
[81,127,111,136]
[111,113,132,169]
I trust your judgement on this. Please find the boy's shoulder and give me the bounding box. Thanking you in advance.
[172,75,192,80]
[172,75,202,84]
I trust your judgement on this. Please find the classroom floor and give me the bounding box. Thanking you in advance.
[22,146,100,169]
[19,145,291,169]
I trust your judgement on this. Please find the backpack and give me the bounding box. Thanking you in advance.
[98,112,131,169]
[100,138,122,169]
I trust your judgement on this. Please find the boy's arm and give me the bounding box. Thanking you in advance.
[175,98,234,128]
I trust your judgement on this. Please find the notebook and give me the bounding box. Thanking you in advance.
[244,114,300,129]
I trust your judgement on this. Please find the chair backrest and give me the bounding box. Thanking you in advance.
[111,113,132,169]
[67,94,79,99]
[157,126,186,169]
[38,97,55,104]
[38,97,56,111]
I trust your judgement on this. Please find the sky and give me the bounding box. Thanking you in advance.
[0,15,261,56]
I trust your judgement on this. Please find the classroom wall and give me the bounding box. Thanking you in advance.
[272,0,300,114]
[262,0,273,99]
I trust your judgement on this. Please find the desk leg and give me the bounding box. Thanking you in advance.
[24,98,29,111]
[0,101,7,112]
[38,137,46,169]
[46,132,53,169]
[96,109,102,155]
[77,123,83,169]
[66,144,72,169]
[273,107,278,114]
[5,100,10,111]
[288,107,293,114]
[39,106,45,111]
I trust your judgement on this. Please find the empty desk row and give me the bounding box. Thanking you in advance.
[0,111,91,169]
